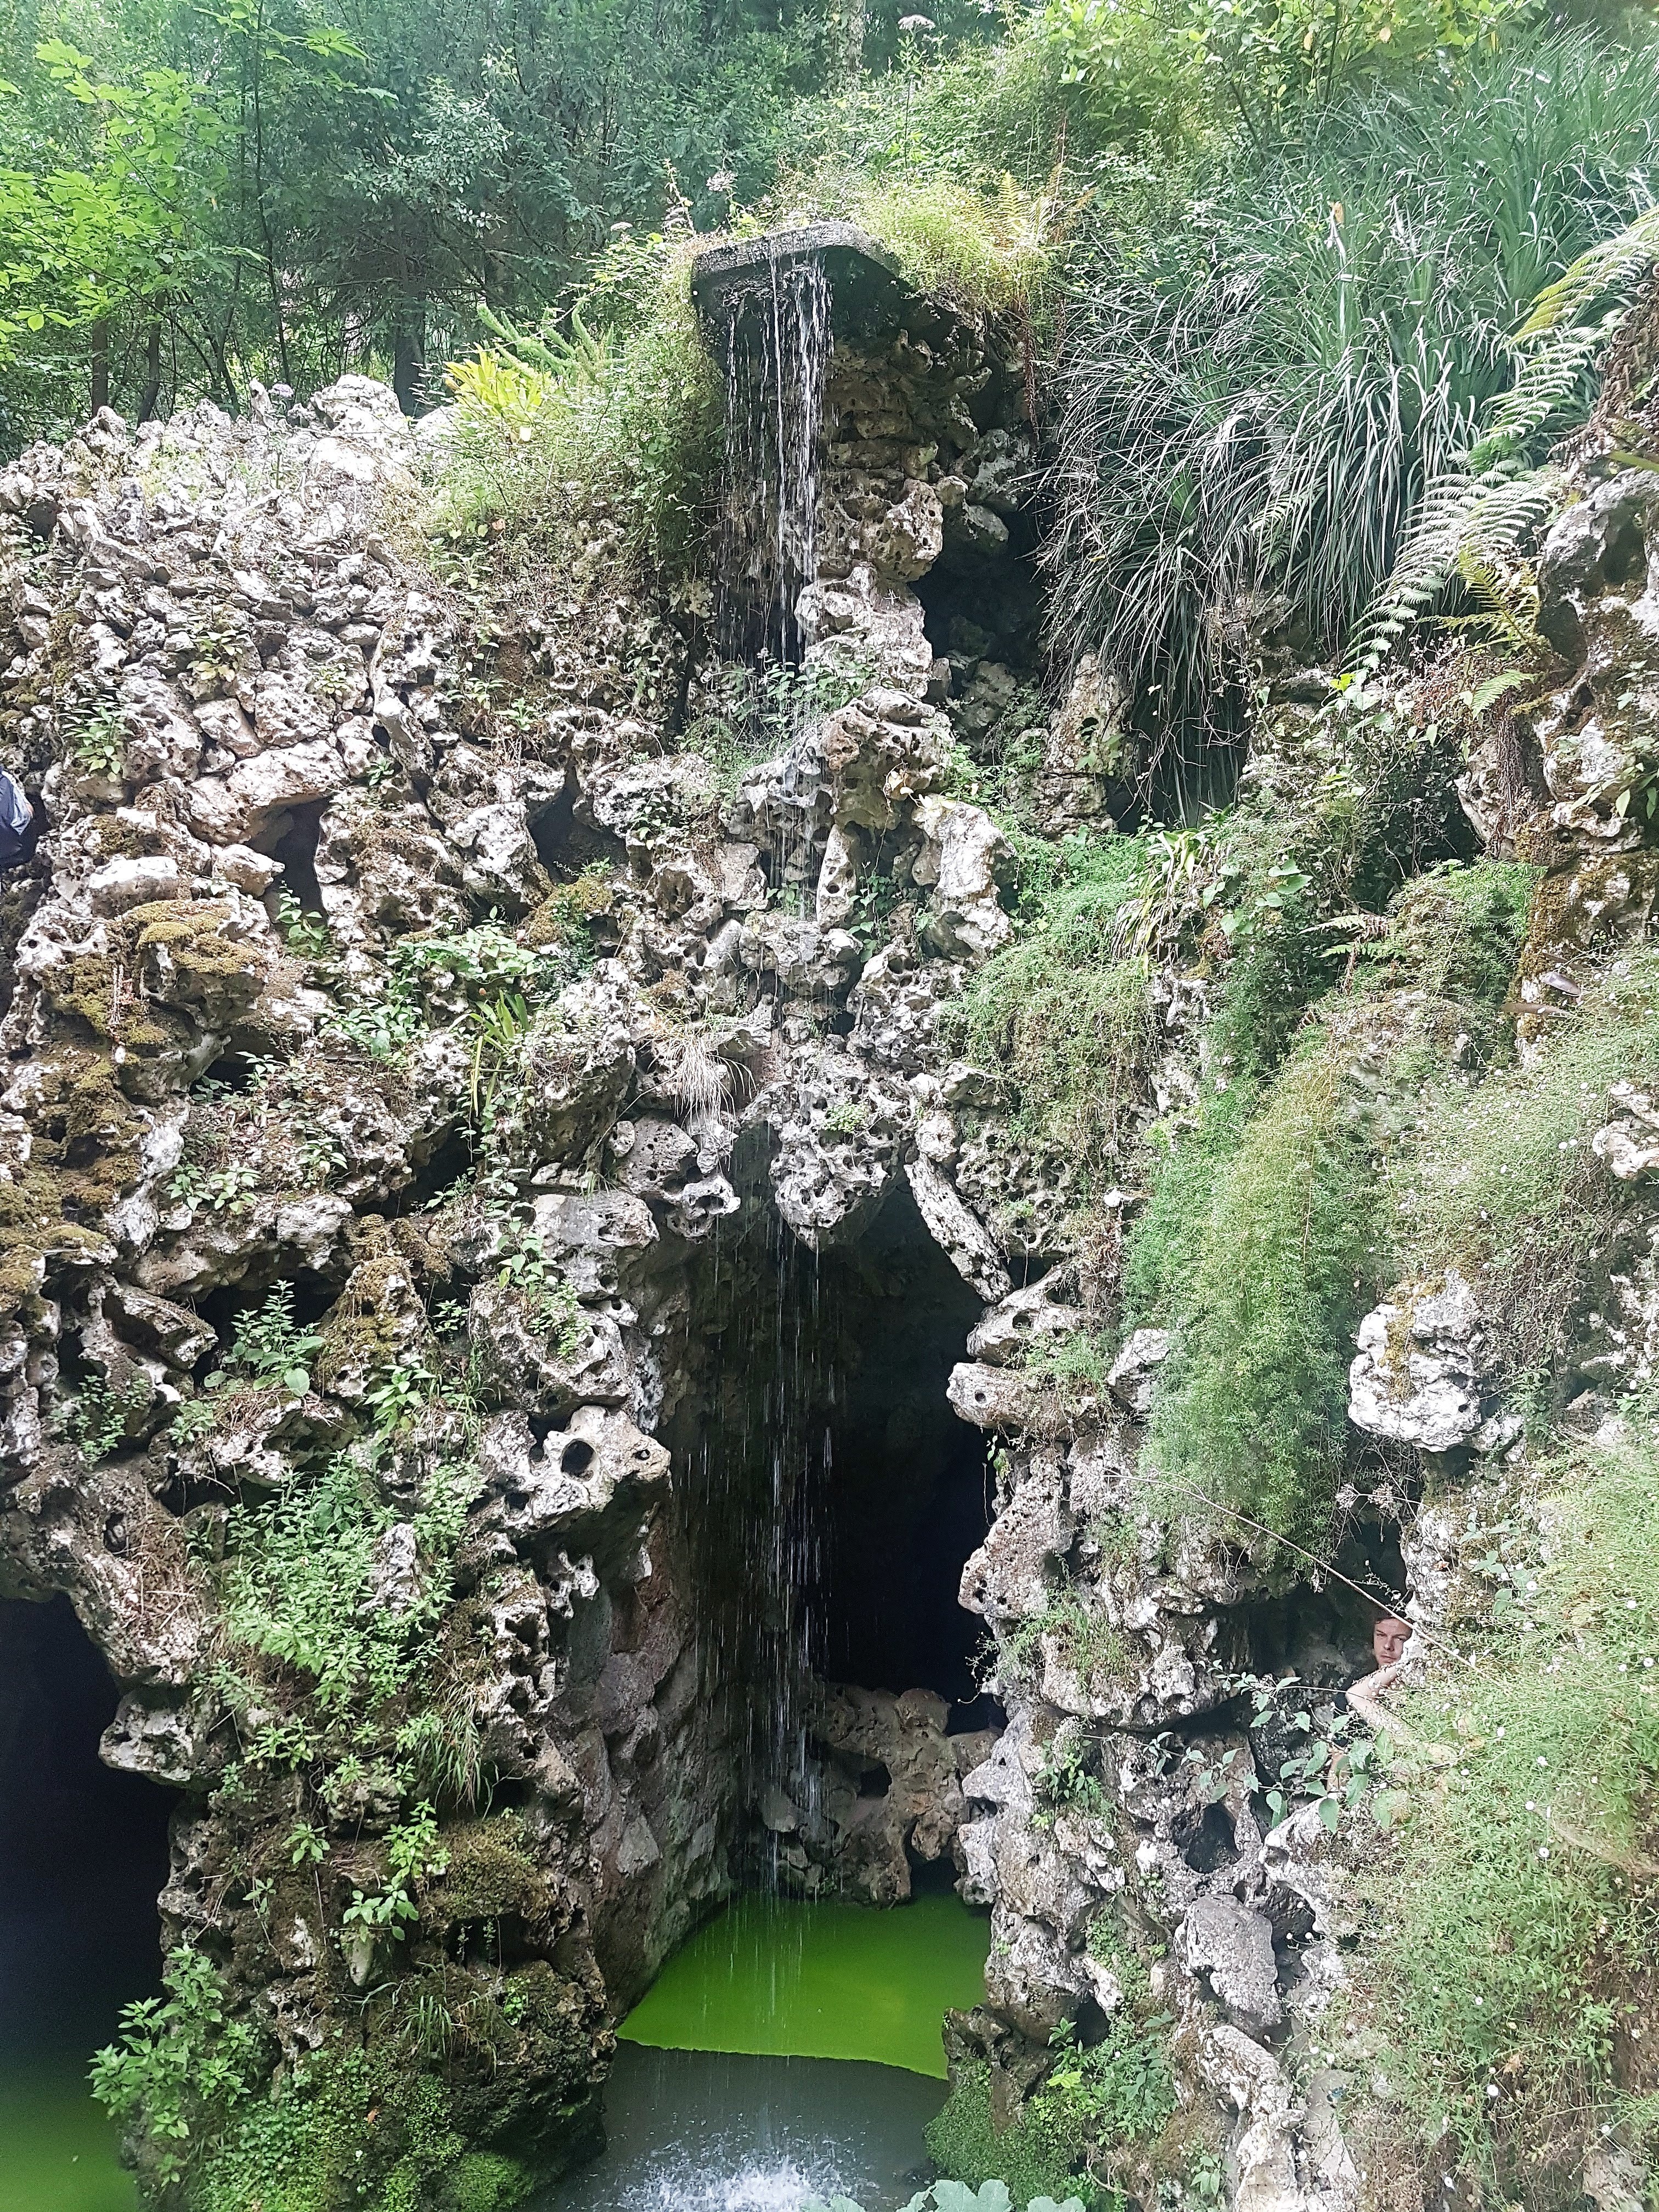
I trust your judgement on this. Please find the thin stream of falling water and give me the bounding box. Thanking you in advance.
[715,252,832,667]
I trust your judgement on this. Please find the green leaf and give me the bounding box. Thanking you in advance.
[1370,1788,1412,1832]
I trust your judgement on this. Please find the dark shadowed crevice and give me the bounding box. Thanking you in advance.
[266,799,327,913]
[529,775,627,879]
[0,1594,172,2067]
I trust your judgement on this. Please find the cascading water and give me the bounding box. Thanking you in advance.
[680,1212,831,1888]
[714,253,832,668]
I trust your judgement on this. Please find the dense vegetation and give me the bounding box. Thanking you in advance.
[9,0,1659,2202]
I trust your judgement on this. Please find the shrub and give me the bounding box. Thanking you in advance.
[427,230,721,579]
[1365,860,1534,1013]
[927,2061,1101,2209]
[1363,1425,1659,2200]
[1121,1079,1260,1328]
[927,2016,1176,2210]
[91,1949,266,2190]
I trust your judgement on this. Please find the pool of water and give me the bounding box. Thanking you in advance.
[0,2069,136,2212]
[0,1893,986,2211]
[620,1894,991,2080]
[537,2044,944,2212]
[551,1892,989,2211]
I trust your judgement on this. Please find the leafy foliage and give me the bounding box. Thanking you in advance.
[1390,949,1659,1392]
[1044,32,1659,760]
[1359,205,1659,668]
[89,1950,265,2189]
[1137,1018,1381,1541]
[943,835,1154,1201]
[428,229,721,577]
[925,2010,1175,2210]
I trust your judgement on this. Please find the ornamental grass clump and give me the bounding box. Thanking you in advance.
[1044,30,1659,751]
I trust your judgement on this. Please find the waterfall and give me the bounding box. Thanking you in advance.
[695,245,839,1880]
[715,252,833,667]
[683,1214,830,1891]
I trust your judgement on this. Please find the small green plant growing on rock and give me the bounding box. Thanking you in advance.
[63,697,127,780]
[494,1229,583,1357]
[91,1948,265,2187]
[823,1097,870,1137]
[53,1370,152,1460]
[1041,2015,1177,2150]
[273,886,331,964]
[1032,1721,1111,1829]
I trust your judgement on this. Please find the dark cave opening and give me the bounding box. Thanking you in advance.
[673,1163,999,1836]
[805,1183,996,1716]
[1224,1515,1413,1688]
[264,798,327,913]
[529,773,627,881]
[193,1265,341,1375]
[0,1595,172,2066]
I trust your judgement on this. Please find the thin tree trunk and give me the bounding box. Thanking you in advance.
[392,297,427,415]
[90,318,110,415]
[844,0,866,78]
[138,320,163,422]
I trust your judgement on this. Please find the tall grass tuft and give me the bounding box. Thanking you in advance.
[1043,31,1659,771]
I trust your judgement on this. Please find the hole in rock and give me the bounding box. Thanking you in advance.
[195,1266,341,1375]
[561,1439,596,1476]
[1223,1515,1410,1689]
[266,798,326,913]
[1603,517,1644,589]
[392,1122,479,1217]
[674,1168,998,1835]
[530,775,625,880]
[1172,1798,1238,1875]
[915,520,1045,692]
[0,1594,172,2067]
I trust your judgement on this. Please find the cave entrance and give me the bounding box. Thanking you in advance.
[0,1595,173,2072]
[672,1168,996,1897]
[803,1183,993,1711]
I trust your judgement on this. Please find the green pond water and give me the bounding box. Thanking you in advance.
[0,2073,137,2212]
[0,1898,988,2210]
[619,1893,991,2079]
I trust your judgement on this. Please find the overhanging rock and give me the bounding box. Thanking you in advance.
[691,221,914,342]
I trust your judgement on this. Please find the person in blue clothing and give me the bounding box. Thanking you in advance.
[0,764,35,869]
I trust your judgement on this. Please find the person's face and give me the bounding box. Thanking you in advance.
[1373,1618,1410,1666]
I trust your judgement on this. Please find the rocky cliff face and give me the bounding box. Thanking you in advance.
[1,281,1656,2212]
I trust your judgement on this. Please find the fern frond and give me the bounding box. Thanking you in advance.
[476,302,612,391]
[1516,203,1659,340]
[1357,203,1659,669]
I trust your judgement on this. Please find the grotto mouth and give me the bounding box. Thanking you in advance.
[669,1161,1000,1904]
[0,1594,173,2175]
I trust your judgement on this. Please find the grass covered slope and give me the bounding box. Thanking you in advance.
[1355,1424,1659,2197]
